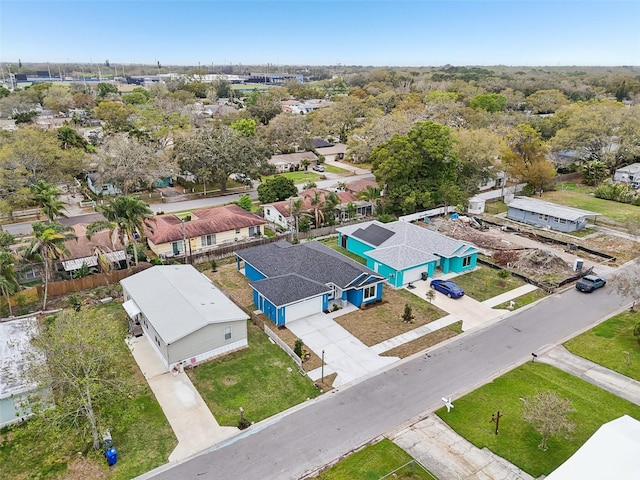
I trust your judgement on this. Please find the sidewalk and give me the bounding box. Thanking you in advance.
[538,345,640,406]
[391,415,533,480]
[128,336,238,462]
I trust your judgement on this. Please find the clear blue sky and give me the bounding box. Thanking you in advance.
[1,1,638,67]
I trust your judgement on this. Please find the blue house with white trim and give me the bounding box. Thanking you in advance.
[235,241,386,326]
[336,220,479,288]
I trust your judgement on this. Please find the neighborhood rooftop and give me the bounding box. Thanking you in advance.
[337,220,478,271]
[250,273,330,307]
[120,265,248,344]
[507,196,599,221]
[236,241,384,289]
[146,204,266,244]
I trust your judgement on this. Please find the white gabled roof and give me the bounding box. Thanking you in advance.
[546,415,640,480]
[120,265,248,344]
[507,196,598,222]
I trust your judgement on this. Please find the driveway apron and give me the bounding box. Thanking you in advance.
[286,313,398,388]
[128,336,238,462]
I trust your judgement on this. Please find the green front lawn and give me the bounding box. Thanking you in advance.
[0,302,177,480]
[436,362,640,478]
[323,164,352,175]
[543,183,640,223]
[263,171,321,184]
[315,439,437,480]
[318,237,366,264]
[494,289,548,310]
[564,310,640,381]
[188,321,320,426]
[452,266,526,302]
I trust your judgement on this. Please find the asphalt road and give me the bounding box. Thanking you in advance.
[145,269,635,480]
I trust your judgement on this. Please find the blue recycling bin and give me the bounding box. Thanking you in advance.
[105,447,118,466]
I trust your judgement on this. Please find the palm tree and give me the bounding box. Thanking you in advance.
[30,180,68,222]
[357,185,381,215]
[29,221,76,309]
[0,250,20,317]
[87,196,155,268]
[323,192,340,225]
[305,190,325,227]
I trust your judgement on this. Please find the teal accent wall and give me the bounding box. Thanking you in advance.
[449,254,478,273]
[345,236,374,258]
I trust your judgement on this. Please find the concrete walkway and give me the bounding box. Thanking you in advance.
[128,336,238,462]
[287,312,398,387]
[538,345,640,406]
[391,415,533,480]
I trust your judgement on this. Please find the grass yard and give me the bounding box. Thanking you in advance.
[381,321,463,358]
[263,171,321,184]
[0,302,177,480]
[436,362,640,478]
[314,438,438,480]
[323,164,353,175]
[318,237,366,264]
[494,289,548,310]
[564,310,640,381]
[452,266,527,302]
[335,286,447,347]
[542,183,640,224]
[187,321,320,426]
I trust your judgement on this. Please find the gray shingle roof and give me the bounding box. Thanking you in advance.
[251,273,330,306]
[337,220,478,270]
[120,265,248,344]
[507,197,599,221]
[236,241,384,291]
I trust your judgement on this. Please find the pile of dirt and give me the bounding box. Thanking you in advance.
[510,249,572,277]
[424,218,574,279]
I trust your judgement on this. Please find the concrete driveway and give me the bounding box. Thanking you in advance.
[128,336,238,462]
[407,276,512,331]
[286,312,398,388]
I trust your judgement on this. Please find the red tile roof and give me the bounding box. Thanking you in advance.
[266,188,359,218]
[146,204,267,244]
[346,178,379,195]
[63,224,124,259]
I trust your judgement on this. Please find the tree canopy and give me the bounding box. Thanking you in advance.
[257,175,298,203]
[371,121,464,214]
[173,124,270,192]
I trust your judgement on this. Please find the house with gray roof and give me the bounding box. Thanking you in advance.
[506,196,599,233]
[120,265,249,370]
[336,220,479,287]
[235,241,386,326]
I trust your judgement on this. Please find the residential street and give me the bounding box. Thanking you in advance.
[142,268,635,480]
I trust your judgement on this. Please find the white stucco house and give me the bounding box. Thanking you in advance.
[120,265,249,371]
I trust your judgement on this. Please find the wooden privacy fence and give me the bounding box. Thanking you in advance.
[38,264,151,297]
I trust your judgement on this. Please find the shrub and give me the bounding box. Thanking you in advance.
[294,339,303,358]
[594,180,637,204]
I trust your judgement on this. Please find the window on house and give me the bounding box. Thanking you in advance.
[201,234,216,246]
[328,284,336,300]
[172,241,183,255]
[462,256,471,267]
[235,228,241,234]
[249,226,256,236]
[363,285,376,301]
[554,217,567,224]
[538,213,549,221]
[224,326,232,340]
[267,209,271,216]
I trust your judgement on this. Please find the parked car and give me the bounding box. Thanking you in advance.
[430,279,465,299]
[575,274,606,293]
[312,165,325,172]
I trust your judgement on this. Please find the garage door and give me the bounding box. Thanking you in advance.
[286,296,323,323]
[403,266,428,285]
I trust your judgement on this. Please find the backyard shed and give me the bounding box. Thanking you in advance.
[120,265,249,370]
